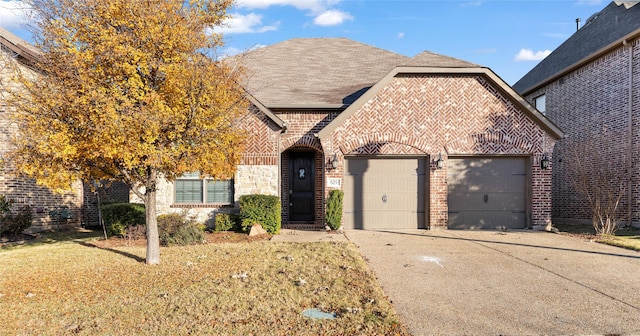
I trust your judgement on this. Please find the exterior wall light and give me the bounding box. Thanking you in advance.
[540,154,550,170]
[330,153,339,169]
[435,153,444,169]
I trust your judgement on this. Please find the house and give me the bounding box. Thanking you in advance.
[0,27,128,231]
[155,38,563,230]
[513,1,640,227]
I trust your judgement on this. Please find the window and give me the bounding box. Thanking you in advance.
[175,172,234,204]
[533,94,546,114]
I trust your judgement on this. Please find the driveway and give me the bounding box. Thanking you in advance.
[345,229,640,335]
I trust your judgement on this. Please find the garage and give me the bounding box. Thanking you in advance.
[343,158,425,230]
[447,157,527,229]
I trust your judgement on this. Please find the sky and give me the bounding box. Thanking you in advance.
[0,0,609,85]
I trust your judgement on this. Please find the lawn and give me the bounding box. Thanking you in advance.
[0,231,408,335]
[553,223,640,251]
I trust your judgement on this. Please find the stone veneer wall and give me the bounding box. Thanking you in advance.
[322,74,556,229]
[523,38,639,226]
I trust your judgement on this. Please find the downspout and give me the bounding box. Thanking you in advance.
[624,39,634,227]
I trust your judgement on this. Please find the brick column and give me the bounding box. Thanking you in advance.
[428,153,448,229]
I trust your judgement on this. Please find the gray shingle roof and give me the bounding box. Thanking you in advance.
[404,51,479,68]
[238,38,410,107]
[513,1,640,94]
[0,26,39,66]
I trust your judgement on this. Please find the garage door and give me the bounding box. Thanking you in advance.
[343,158,425,230]
[448,157,527,229]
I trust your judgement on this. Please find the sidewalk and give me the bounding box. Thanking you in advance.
[270,229,348,243]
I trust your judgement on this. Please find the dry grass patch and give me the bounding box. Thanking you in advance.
[554,223,640,251]
[0,232,408,335]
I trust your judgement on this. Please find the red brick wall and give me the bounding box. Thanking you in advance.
[523,38,639,226]
[276,110,339,228]
[239,106,281,165]
[327,74,556,228]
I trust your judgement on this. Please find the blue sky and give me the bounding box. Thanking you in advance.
[1,0,608,85]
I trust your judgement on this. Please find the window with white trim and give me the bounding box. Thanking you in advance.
[533,94,546,114]
[175,172,234,204]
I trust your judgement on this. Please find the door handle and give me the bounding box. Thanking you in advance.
[484,194,488,203]
[382,195,387,203]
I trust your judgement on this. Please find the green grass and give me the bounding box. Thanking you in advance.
[0,232,408,335]
[553,223,640,252]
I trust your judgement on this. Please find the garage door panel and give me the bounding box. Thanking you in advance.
[346,211,425,230]
[448,176,526,193]
[447,193,525,211]
[344,158,425,230]
[448,211,526,230]
[448,157,527,230]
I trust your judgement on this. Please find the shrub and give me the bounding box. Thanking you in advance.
[239,194,281,234]
[326,189,344,230]
[214,213,240,232]
[158,213,206,246]
[0,204,33,237]
[101,203,145,237]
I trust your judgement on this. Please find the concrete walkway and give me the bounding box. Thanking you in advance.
[345,229,640,335]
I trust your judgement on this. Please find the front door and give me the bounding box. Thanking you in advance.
[289,152,315,222]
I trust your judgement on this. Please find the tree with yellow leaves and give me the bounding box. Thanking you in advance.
[4,0,246,264]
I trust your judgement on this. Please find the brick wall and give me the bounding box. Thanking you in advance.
[524,38,639,226]
[327,74,556,228]
[276,109,340,228]
[1,48,84,232]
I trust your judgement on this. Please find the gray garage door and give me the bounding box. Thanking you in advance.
[343,158,425,230]
[448,157,527,229]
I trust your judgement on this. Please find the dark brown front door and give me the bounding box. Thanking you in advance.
[289,152,315,222]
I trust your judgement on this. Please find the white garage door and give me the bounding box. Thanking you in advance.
[448,157,527,230]
[343,158,425,230]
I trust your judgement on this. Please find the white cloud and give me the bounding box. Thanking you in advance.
[0,0,29,29]
[235,0,352,27]
[313,10,353,26]
[397,32,405,39]
[514,48,552,61]
[218,13,279,34]
[236,0,339,13]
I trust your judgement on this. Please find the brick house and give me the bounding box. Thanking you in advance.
[157,38,563,230]
[0,27,128,231]
[513,1,640,227]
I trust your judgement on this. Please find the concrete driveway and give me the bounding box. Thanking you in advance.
[345,229,640,335]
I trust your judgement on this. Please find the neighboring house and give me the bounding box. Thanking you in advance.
[0,27,128,231]
[156,38,563,231]
[513,1,640,227]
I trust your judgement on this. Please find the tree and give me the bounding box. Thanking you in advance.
[566,134,630,236]
[4,0,247,264]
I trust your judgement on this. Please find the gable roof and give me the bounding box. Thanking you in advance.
[514,1,640,94]
[238,38,410,108]
[0,26,39,67]
[317,66,564,141]
[403,51,479,68]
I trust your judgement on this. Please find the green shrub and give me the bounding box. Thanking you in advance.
[101,203,145,237]
[326,189,344,230]
[239,194,281,234]
[214,213,240,232]
[0,204,33,237]
[158,213,206,246]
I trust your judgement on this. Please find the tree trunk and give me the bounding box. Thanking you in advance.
[145,168,160,265]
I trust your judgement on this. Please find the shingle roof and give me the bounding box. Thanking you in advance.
[404,51,479,68]
[0,26,39,66]
[513,1,640,94]
[238,38,410,107]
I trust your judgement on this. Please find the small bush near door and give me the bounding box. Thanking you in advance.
[101,203,145,237]
[326,190,344,230]
[214,213,240,232]
[0,195,34,238]
[157,213,206,246]
[239,195,281,234]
